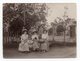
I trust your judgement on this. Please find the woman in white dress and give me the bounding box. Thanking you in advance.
[41,30,49,52]
[27,37,33,51]
[32,32,40,51]
[18,31,29,52]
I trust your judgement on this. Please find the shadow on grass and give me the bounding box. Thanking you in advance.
[3,41,76,49]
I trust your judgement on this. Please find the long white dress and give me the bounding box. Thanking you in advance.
[18,34,29,52]
[41,33,49,51]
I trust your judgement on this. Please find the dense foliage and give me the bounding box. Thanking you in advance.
[3,3,48,35]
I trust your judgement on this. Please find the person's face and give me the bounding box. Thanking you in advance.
[33,32,37,35]
[29,38,31,40]
[44,31,47,34]
[34,33,37,35]
[24,32,27,34]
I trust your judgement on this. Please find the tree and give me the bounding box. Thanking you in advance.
[3,3,48,35]
[56,25,66,36]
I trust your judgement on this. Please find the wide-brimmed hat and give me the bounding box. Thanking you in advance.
[22,28,27,33]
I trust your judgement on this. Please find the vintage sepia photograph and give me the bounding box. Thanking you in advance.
[3,3,76,58]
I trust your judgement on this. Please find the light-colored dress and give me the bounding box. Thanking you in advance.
[41,33,49,51]
[18,34,29,52]
[28,39,33,48]
[32,34,39,50]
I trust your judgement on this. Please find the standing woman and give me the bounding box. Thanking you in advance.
[18,30,30,53]
[41,30,49,52]
[48,27,55,46]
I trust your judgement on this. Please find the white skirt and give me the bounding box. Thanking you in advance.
[18,42,29,52]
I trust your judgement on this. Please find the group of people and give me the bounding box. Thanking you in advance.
[18,27,54,53]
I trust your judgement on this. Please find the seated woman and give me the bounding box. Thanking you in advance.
[32,31,40,51]
[27,37,33,51]
[40,30,49,52]
[18,30,30,53]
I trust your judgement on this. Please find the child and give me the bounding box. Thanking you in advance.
[41,30,49,52]
[18,31,30,53]
[32,31,40,51]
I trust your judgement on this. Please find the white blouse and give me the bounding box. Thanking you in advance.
[21,34,28,42]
